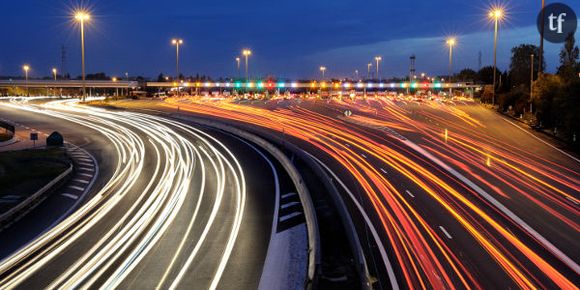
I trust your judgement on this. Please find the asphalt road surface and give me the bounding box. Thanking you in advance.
[142,96,579,289]
[0,98,286,289]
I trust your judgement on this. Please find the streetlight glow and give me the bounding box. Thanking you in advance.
[489,8,504,20]
[320,66,327,79]
[23,65,30,97]
[73,10,90,101]
[375,56,382,80]
[74,12,90,21]
[488,5,506,105]
[242,49,252,82]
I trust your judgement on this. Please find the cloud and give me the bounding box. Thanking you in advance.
[305,22,579,77]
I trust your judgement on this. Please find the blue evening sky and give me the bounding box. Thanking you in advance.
[0,0,579,79]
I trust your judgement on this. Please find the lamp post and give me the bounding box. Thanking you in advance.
[319,66,327,80]
[489,8,504,106]
[242,49,252,82]
[355,69,359,80]
[539,0,545,74]
[235,57,241,78]
[112,77,118,98]
[367,63,372,79]
[172,39,183,96]
[23,65,30,97]
[74,11,90,101]
[125,72,129,96]
[446,37,456,96]
[52,68,58,81]
[172,39,183,80]
[446,38,456,81]
[530,54,534,113]
[374,56,382,80]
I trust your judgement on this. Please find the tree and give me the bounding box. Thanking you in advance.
[477,66,500,84]
[532,74,565,127]
[456,68,477,82]
[557,33,580,82]
[508,44,543,89]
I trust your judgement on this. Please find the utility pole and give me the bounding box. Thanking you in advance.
[539,0,545,74]
[530,54,534,113]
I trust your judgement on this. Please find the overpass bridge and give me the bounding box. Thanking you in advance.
[0,80,138,89]
[146,80,483,91]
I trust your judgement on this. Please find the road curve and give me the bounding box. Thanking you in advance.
[0,98,279,289]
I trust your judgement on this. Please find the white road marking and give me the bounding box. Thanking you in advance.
[67,185,85,191]
[380,168,388,174]
[61,193,78,200]
[404,139,580,274]
[439,226,453,239]
[73,179,90,184]
[281,201,300,209]
[79,167,94,172]
[79,173,93,177]
[405,190,415,198]
[279,212,302,222]
[281,192,296,199]
[361,153,367,159]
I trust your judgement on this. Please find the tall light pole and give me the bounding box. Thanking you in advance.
[489,8,504,106]
[530,54,534,113]
[367,63,372,79]
[52,68,58,81]
[112,77,119,98]
[355,70,359,80]
[235,57,241,78]
[74,11,90,101]
[374,56,382,80]
[242,49,252,82]
[23,65,30,97]
[172,39,183,80]
[320,66,327,79]
[125,72,129,96]
[446,37,456,81]
[446,37,456,96]
[539,0,545,74]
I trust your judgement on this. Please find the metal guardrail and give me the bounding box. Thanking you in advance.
[174,116,321,289]
[0,163,73,230]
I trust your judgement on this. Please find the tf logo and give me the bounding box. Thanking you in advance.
[537,3,577,43]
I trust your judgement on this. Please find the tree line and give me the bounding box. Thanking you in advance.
[456,34,579,148]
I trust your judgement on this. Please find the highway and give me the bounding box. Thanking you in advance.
[149,96,579,289]
[0,98,283,289]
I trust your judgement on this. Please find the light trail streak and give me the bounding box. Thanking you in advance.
[162,96,579,289]
[0,97,247,289]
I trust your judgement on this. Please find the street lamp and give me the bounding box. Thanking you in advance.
[74,11,90,101]
[52,68,58,81]
[530,54,534,113]
[367,63,372,79]
[125,72,129,96]
[355,69,359,80]
[242,49,252,82]
[23,65,30,97]
[112,77,118,97]
[235,57,241,78]
[374,56,382,80]
[171,38,183,80]
[489,7,504,105]
[319,66,327,79]
[446,37,456,81]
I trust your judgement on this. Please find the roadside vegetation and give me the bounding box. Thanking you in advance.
[458,34,579,150]
[0,148,70,214]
